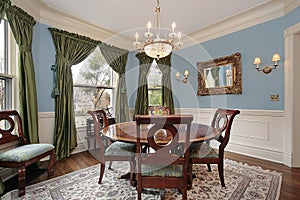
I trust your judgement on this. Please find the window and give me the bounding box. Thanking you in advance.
[72,47,115,128]
[147,60,162,106]
[0,20,14,111]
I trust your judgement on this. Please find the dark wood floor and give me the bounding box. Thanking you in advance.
[4,151,300,199]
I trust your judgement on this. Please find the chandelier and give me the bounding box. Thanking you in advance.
[133,0,183,60]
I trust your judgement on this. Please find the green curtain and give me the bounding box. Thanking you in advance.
[0,0,10,22]
[99,43,130,123]
[133,53,153,116]
[6,5,39,144]
[49,28,98,160]
[157,54,175,114]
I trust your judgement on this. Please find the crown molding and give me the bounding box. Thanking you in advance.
[11,0,133,50]
[184,0,300,47]
[11,0,300,50]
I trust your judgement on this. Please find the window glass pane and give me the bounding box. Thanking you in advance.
[72,48,113,128]
[72,48,112,86]
[148,60,162,106]
[0,79,6,110]
[148,60,161,88]
[148,89,162,106]
[0,21,6,74]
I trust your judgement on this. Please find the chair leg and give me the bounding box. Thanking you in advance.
[218,163,225,187]
[108,161,113,169]
[47,150,56,176]
[129,160,136,186]
[207,164,211,172]
[137,174,142,200]
[188,163,193,189]
[18,166,26,197]
[182,186,187,200]
[99,162,105,184]
[159,189,165,200]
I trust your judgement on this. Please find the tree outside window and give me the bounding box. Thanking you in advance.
[147,60,162,106]
[72,48,114,127]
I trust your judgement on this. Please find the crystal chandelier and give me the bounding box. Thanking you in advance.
[133,0,183,60]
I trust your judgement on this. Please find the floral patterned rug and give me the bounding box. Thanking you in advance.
[2,159,281,200]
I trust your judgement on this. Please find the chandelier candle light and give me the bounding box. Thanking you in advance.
[133,0,183,60]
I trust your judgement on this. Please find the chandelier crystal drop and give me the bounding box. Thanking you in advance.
[133,0,183,60]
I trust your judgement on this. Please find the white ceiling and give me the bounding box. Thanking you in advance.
[41,0,271,37]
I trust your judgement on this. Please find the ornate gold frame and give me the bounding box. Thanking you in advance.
[197,52,242,96]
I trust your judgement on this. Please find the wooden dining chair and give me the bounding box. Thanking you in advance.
[135,114,193,200]
[0,110,56,196]
[189,108,240,187]
[87,110,136,185]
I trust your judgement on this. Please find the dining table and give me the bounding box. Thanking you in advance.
[101,120,221,182]
[102,121,220,144]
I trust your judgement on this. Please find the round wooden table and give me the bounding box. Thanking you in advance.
[102,121,220,144]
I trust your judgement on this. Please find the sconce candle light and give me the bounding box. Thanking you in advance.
[176,70,189,83]
[254,53,281,74]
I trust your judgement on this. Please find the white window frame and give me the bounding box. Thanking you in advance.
[0,19,18,110]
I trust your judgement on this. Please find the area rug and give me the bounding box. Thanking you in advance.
[2,160,282,200]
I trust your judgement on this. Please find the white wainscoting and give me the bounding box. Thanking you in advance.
[175,108,286,164]
[38,108,288,165]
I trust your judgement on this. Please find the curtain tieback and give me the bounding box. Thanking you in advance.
[57,55,72,67]
[19,45,31,53]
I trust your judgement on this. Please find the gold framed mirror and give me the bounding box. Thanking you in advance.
[197,52,242,96]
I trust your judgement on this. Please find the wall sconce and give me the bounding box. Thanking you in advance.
[176,70,189,83]
[253,53,281,74]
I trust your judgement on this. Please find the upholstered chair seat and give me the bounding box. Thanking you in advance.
[190,142,219,159]
[104,141,136,157]
[0,144,54,162]
[141,164,183,177]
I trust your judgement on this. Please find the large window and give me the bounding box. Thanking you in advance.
[147,60,162,106]
[72,47,115,127]
[0,20,14,111]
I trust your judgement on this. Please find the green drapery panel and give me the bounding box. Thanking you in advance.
[134,53,153,117]
[157,54,175,114]
[99,43,130,123]
[6,5,39,144]
[0,0,10,22]
[49,28,98,160]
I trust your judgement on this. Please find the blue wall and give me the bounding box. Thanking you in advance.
[32,23,56,112]
[32,6,300,112]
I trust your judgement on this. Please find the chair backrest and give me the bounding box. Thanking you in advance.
[210,108,240,149]
[135,114,193,169]
[87,110,109,150]
[0,110,27,145]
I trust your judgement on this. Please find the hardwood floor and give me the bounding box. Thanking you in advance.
[3,150,300,199]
